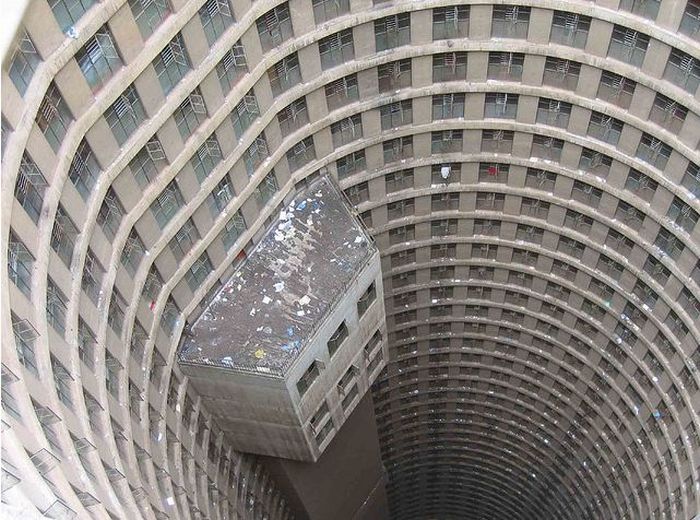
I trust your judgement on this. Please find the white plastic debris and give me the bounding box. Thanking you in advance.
[299,295,311,306]
[262,296,272,304]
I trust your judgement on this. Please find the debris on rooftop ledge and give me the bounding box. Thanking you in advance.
[179,177,374,376]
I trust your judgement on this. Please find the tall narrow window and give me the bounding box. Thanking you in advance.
[433,6,469,40]
[170,219,200,262]
[108,290,127,334]
[231,91,259,138]
[312,0,349,24]
[257,3,293,51]
[375,13,411,51]
[8,31,41,97]
[130,138,166,187]
[216,43,247,94]
[550,11,590,48]
[325,74,359,111]
[278,98,309,136]
[208,176,234,217]
[243,135,269,175]
[682,162,700,197]
[96,188,124,240]
[15,154,47,223]
[186,253,213,290]
[268,53,302,97]
[68,140,101,200]
[175,89,207,140]
[286,137,315,171]
[46,279,68,336]
[105,85,146,145]
[36,83,73,151]
[8,233,33,297]
[51,356,73,408]
[607,25,649,67]
[199,0,234,46]
[220,212,246,250]
[13,315,39,376]
[151,181,185,228]
[254,171,278,205]
[51,205,79,266]
[81,249,104,304]
[49,0,95,31]
[491,6,530,38]
[154,33,191,95]
[319,29,354,70]
[664,49,700,94]
[129,0,170,39]
[190,136,222,183]
[327,322,348,357]
[75,27,122,91]
[120,228,146,275]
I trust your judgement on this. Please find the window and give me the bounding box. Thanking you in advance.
[682,162,700,197]
[571,181,602,208]
[625,169,658,202]
[607,25,649,67]
[667,197,698,233]
[478,163,509,183]
[8,233,33,297]
[297,360,323,396]
[327,322,349,357]
[557,236,584,258]
[216,42,247,94]
[578,148,612,178]
[643,255,670,285]
[175,89,207,140]
[481,130,513,153]
[76,27,122,91]
[345,181,369,204]
[105,85,146,145]
[286,137,315,171]
[433,52,468,82]
[605,229,634,256]
[680,0,700,40]
[143,265,164,301]
[389,224,414,244]
[357,284,376,317]
[36,83,73,151]
[49,0,95,31]
[129,2,171,38]
[50,357,72,407]
[550,11,590,48]
[432,219,458,237]
[108,290,127,334]
[476,192,505,210]
[433,5,469,39]
[256,3,293,51]
[525,168,556,191]
[8,31,41,97]
[432,163,461,185]
[521,198,549,219]
[12,315,38,376]
[378,59,411,92]
[379,100,412,131]
[151,181,184,228]
[161,297,180,334]
[51,205,78,266]
[383,136,413,163]
[491,6,530,38]
[649,93,687,134]
[312,0,349,23]
[487,52,523,81]
[535,98,571,128]
[209,176,234,217]
[619,0,660,20]
[120,228,145,275]
[199,0,234,46]
[432,192,460,211]
[186,253,213,290]
[636,133,671,170]
[47,279,67,336]
[254,171,278,205]
[531,135,563,161]
[597,71,636,108]
[564,209,593,233]
[375,13,411,51]
[314,417,333,444]
[15,154,47,223]
[81,249,104,304]
[220,212,246,250]
[331,115,362,148]
[432,94,465,120]
[587,112,623,145]
[387,198,414,219]
[68,140,101,199]
[325,74,359,111]
[484,93,518,118]
[278,98,308,136]
[268,53,301,97]
[243,135,269,175]
[431,130,462,153]
[543,57,580,90]
[129,138,167,187]
[191,136,222,183]
[319,29,354,70]
[336,150,365,179]
[382,170,411,194]
[228,92,259,139]
[597,254,623,280]
[154,33,191,95]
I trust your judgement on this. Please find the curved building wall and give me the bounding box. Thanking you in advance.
[1,1,699,519]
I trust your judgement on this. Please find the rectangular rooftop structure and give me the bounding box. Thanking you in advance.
[180,177,374,375]
[179,177,387,461]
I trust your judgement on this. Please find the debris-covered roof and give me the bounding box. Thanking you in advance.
[178,177,374,376]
